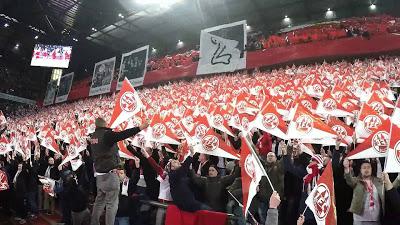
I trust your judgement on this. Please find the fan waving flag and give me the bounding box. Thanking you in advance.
[147,114,180,145]
[193,129,239,160]
[287,104,336,140]
[109,78,144,129]
[305,161,337,225]
[40,132,60,154]
[384,123,400,173]
[348,119,391,160]
[250,101,288,140]
[0,170,9,191]
[240,136,264,217]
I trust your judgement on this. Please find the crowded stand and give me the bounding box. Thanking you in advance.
[1,54,400,225]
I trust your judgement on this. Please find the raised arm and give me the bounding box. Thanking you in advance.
[343,158,357,188]
[104,127,141,145]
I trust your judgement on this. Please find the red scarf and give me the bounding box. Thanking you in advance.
[364,179,375,208]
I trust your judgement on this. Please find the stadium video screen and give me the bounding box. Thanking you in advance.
[30,44,72,68]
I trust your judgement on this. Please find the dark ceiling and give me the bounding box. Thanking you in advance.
[0,0,400,84]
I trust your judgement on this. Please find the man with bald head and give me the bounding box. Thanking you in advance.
[90,117,147,225]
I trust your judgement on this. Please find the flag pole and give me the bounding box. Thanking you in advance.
[243,133,276,192]
[302,206,308,215]
[227,190,259,225]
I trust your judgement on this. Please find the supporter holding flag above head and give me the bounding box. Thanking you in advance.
[90,117,148,225]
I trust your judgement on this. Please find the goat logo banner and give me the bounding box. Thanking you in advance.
[117,45,149,89]
[55,72,74,103]
[43,80,58,106]
[89,57,116,96]
[197,20,247,75]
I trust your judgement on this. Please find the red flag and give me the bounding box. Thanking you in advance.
[287,104,336,140]
[348,119,391,160]
[0,135,12,155]
[384,123,400,173]
[147,114,180,145]
[0,170,9,191]
[326,117,354,145]
[305,161,337,225]
[189,115,211,141]
[109,78,143,128]
[355,103,387,139]
[40,132,60,154]
[117,141,135,160]
[316,90,353,117]
[193,129,239,160]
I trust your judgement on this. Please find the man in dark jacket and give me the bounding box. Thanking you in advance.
[169,146,210,212]
[90,117,147,225]
[12,162,28,224]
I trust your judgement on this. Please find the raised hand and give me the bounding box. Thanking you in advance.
[297,215,305,225]
[269,191,281,209]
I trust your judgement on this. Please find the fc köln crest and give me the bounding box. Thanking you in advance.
[120,92,138,112]
[262,113,279,129]
[312,183,331,221]
[295,115,313,134]
[201,135,219,152]
[152,123,167,140]
[384,124,400,173]
[244,154,257,182]
[369,101,385,115]
[363,115,382,133]
[372,131,389,154]
[322,98,337,111]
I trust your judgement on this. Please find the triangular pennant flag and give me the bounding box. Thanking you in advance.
[147,114,180,145]
[250,101,288,140]
[240,136,264,217]
[0,135,12,155]
[384,123,400,173]
[39,176,56,197]
[305,161,337,225]
[208,108,235,137]
[109,78,144,128]
[316,90,353,117]
[327,117,354,145]
[287,104,336,140]
[366,92,388,116]
[193,129,239,160]
[70,157,83,171]
[0,170,9,191]
[40,132,60,154]
[348,119,391,160]
[355,103,386,139]
[117,141,135,160]
[189,115,211,141]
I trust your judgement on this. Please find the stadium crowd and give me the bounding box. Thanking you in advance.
[0,55,400,225]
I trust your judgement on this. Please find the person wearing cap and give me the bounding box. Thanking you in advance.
[90,117,147,225]
[343,158,385,225]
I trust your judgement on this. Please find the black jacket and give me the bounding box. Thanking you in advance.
[116,168,140,217]
[90,127,140,173]
[191,165,240,212]
[169,156,203,212]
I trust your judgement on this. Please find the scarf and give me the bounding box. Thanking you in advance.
[364,179,375,209]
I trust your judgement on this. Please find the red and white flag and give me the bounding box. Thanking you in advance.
[305,161,337,225]
[208,107,235,137]
[250,101,288,140]
[39,176,56,197]
[109,78,144,129]
[316,90,353,117]
[355,103,386,139]
[117,141,135,160]
[348,119,391,160]
[326,117,354,145]
[147,114,180,145]
[189,115,211,141]
[0,136,12,155]
[240,136,264,217]
[392,97,400,125]
[0,170,9,191]
[384,123,400,173]
[40,132,60,154]
[287,104,336,140]
[0,111,6,126]
[193,129,239,160]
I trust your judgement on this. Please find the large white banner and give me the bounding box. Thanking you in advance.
[55,72,74,103]
[43,80,58,106]
[117,45,149,89]
[196,20,247,75]
[89,57,116,96]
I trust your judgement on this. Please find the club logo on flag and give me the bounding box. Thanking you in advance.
[372,131,389,154]
[331,125,347,139]
[237,101,246,112]
[313,84,322,93]
[223,113,231,121]
[301,100,313,111]
[242,117,250,131]
[370,102,384,115]
[132,117,143,127]
[152,124,166,140]
[322,98,337,111]
[244,155,256,181]
[395,142,400,164]
[262,113,279,129]
[213,114,224,127]
[363,115,382,133]
[120,92,137,112]
[295,115,313,134]
[137,134,146,147]
[46,137,52,146]
[201,135,219,152]
[0,143,6,152]
[313,183,331,221]
[195,124,208,139]
[68,146,76,157]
